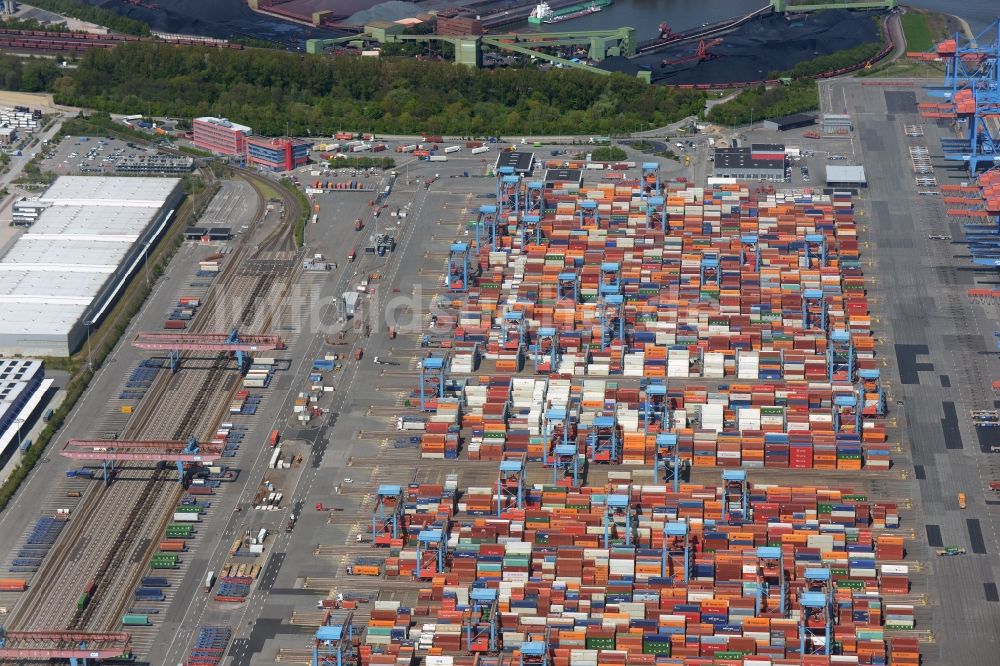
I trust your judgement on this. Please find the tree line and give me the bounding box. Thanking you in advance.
[44,42,704,135]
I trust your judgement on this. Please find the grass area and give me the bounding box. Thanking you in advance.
[864,58,945,78]
[254,178,282,202]
[901,12,934,52]
[282,178,310,248]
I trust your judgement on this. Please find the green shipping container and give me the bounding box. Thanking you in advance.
[122,614,150,626]
[77,593,89,611]
[642,641,671,655]
[585,638,614,650]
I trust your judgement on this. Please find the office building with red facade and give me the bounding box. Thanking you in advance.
[192,117,252,157]
[245,137,312,172]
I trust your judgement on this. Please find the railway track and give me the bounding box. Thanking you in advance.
[6,172,302,646]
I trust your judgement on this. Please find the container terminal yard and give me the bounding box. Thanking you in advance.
[0,79,999,666]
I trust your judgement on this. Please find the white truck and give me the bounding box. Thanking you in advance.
[397,416,426,431]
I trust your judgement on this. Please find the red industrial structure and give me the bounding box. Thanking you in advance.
[0,630,131,662]
[62,436,223,484]
[132,329,285,372]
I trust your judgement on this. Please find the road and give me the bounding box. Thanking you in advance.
[0,113,69,221]
[820,77,1000,664]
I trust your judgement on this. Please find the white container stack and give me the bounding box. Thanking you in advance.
[700,403,724,433]
[703,352,725,378]
[737,351,760,379]
[667,349,690,377]
[623,351,644,377]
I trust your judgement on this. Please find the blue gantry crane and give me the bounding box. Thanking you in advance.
[557,271,579,302]
[740,234,762,270]
[524,180,544,216]
[827,329,855,382]
[922,19,999,98]
[754,546,788,617]
[858,368,886,417]
[415,523,448,578]
[518,629,550,666]
[371,484,403,546]
[497,170,521,219]
[798,568,835,656]
[832,391,860,434]
[938,85,1000,174]
[645,195,666,232]
[588,413,620,464]
[599,293,625,352]
[544,405,580,485]
[520,213,543,248]
[496,453,526,516]
[802,233,827,267]
[577,199,599,228]
[447,242,473,292]
[642,379,669,434]
[661,521,692,582]
[418,354,447,412]
[464,588,500,653]
[603,493,635,547]
[654,433,683,493]
[475,204,498,251]
[801,288,827,330]
[532,327,560,373]
[721,469,749,522]
[600,262,621,295]
[312,611,355,666]
[641,161,661,196]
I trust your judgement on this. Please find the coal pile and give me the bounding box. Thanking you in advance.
[80,0,346,42]
[601,10,881,85]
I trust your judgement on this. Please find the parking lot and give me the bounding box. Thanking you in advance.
[40,135,193,176]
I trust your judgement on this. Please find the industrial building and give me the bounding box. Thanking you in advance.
[496,151,535,175]
[0,126,15,145]
[544,168,583,188]
[436,14,483,36]
[825,164,867,187]
[712,144,786,181]
[761,113,815,131]
[0,359,49,462]
[192,117,252,157]
[0,176,183,356]
[246,136,312,172]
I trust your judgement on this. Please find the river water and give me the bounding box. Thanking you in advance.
[522,0,998,40]
[82,0,997,47]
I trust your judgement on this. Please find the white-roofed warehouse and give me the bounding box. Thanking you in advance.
[0,176,183,356]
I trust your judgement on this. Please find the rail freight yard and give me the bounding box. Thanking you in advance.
[0,87,998,666]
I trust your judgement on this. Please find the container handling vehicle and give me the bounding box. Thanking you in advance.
[937,547,967,556]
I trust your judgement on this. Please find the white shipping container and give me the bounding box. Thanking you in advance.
[444,146,461,154]
[173,512,199,522]
[429,155,448,162]
[471,146,490,154]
